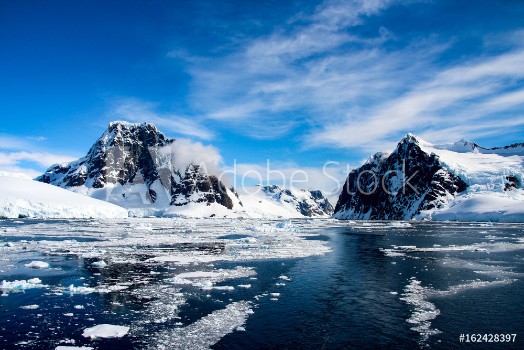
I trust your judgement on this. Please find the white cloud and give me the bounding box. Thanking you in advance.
[162,0,524,148]
[160,138,223,177]
[27,136,47,141]
[182,0,395,140]
[0,150,78,179]
[310,47,524,148]
[0,135,32,150]
[110,98,214,140]
[227,160,354,205]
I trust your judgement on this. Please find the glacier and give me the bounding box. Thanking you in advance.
[0,174,128,219]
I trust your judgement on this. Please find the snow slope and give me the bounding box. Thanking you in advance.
[430,192,524,222]
[237,185,333,219]
[416,139,524,221]
[0,175,128,219]
[140,186,333,219]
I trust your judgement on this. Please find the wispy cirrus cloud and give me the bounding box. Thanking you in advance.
[0,151,76,169]
[182,0,396,140]
[165,0,524,149]
[310,48,524,149]
[109,98,214,141]
[0,134,78,178]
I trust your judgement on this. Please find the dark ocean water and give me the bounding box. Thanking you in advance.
[0,220,523,349]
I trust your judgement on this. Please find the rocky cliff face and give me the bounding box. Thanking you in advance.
[37,121,239,211]
[334,134,468,220]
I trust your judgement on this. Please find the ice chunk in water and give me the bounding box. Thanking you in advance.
[24,261,50,269]
[82,324,130,339]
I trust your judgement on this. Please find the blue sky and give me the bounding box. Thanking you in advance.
[1,0,524,198]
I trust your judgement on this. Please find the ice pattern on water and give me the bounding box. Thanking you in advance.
[0,218,334,348]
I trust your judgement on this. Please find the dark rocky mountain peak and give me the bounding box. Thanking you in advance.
[37,121,239,211]
[334,134,467,220]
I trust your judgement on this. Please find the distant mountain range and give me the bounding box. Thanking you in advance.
[2,121,521,221]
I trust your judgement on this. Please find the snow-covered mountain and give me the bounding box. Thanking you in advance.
[334,134,524,222]
[238,185,334,218]
[36,121,333,218]
[0,173,128,219]
[433,139,524,156]
[37,121,242,217]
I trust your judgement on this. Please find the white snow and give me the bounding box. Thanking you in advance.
[0,175,128,219]
[150,301,253,350]
[67,285,96,295]
[0,171,32,179]
[1,278,47,292]
[400,277,441,342]
[430,192,524,222]
[24,261,50,269]
[72,180,244,219]
[415,137,524,222]
[91,260,107,268]
[82,324,129,339]
[55,347,94,350]
[236,186,331,219]
[166,267,256,290]
[162,201,241,218]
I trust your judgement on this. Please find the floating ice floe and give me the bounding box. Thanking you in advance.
[66,283,129,295]
[149,301,253,350]
[1,278,47,292]
[400,277,442,343]
[399,275,517,345]
[91,260,107,268]
[166,266,256,291]
[82,324,130,339]
[386,221,412,228]
[55,346,94,350]
[67,285,96,295]
[24,261,50,269]
[20,304,39,309]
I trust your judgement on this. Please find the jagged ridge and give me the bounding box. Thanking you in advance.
[334,134,467,220]
[37,122,239,211]
[334,133,524,220]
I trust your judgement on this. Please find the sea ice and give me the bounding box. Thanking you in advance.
[400,277,441,343]
[24,261,50,269]
[82,324,130,339]
[91,260,107,268]
[148,301,253,350]
[1,278,47,291]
